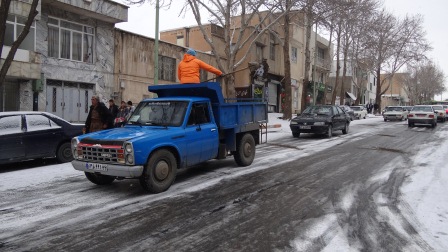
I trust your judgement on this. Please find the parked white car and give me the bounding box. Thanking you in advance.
[350,106,367,119]
[408,105,437,127]
[431,105,446,122]
[383,106,408,121]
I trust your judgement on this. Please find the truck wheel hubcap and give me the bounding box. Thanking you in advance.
[244,142,252,157]
[155,161,169,180]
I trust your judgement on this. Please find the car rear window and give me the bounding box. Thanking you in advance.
[412,106,432,112]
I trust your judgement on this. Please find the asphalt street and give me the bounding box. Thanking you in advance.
[0,118,445,251]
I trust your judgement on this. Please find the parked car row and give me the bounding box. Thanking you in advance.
[0,112,84,165]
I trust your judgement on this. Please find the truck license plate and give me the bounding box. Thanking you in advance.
[300,126,311,129]
[86,163,108,171]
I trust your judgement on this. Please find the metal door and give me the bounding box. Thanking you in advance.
[63,83,80,122]
[46,81,63,119]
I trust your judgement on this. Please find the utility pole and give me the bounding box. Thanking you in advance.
[154,0,160,85]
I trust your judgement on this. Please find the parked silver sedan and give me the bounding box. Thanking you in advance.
[408,105,437,128]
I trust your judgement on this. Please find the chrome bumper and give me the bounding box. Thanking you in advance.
[71,160,144,178]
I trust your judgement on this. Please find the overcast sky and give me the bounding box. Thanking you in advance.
[114,0,448,99]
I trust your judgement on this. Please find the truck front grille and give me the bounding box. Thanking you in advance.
[78,143,124,164]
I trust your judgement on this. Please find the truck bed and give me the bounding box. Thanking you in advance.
[149,82,268,132]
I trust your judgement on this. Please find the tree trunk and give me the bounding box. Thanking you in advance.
[282,2,292,120]
[374,67,381,114]
[331,24,342,105]
[301,8,313,112]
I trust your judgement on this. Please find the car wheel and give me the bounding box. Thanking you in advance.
[56,142,73,163]
[234,133,256,166]
[384,118,387,122]
[408,122,413,127]
[342,123,349,134]
[140,149,177,193]
[85,172,115,185]
[292,132,300,138]
[363,115,366,119]
[326,125,333,138]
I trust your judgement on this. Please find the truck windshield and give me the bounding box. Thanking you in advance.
[128,101,188,126]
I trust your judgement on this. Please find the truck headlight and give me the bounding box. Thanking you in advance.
[125,143,133,153]
[290,121,298,125]
[71,138,79,158]
[126,154,134,164]
[314,122,325,126]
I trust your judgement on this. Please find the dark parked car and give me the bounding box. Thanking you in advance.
[290,105,350,138]
[0,112,83,164]
[339,105,355,121]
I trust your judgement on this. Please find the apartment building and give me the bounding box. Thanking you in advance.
[329,60,377,105]
[160,11,333,113]
[1,0,128,122]
[380,73,410,109]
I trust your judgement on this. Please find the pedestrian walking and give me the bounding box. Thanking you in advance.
[84,95,114,133]
[177,48,223,84]
[114,101,129,127]
[108,99,119,118]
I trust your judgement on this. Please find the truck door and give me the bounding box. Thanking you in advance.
[185,103,219,166]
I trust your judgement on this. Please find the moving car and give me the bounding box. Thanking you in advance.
[350,106,367,119]
[290,105,350,138]
[339,105,355,121]
[431,105,446,122]
[383,106,408,121]
[0,112,83,164]
[407,105,437,128]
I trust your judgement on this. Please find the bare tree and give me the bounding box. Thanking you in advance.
[365,10,431,113]
[0,0,39,90]
[404,61,446,104]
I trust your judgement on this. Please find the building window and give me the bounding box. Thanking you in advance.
[291,47,297,63]
[256,44,264,62]
[47,17,94,63]
[269,33,276,61]
[200,69,208,82]
[4,15,35,51]
[158,56,176,81]
[176,35,184,46]
[317,47,325,60]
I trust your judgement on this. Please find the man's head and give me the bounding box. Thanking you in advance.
[109,99,115,106]
[186,48,196,56]
[127,101,133,106]
[121,101,126,107]
[91,95,99,106]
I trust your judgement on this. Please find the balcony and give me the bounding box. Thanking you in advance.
[1,46,41,80]
[42,0,128,24]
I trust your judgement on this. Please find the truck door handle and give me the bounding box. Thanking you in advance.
[211,128,216,132]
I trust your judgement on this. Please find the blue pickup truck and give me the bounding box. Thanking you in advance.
[71,82,267,193]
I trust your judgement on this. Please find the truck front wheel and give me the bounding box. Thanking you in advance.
[140,149,177,193]
[85,172,115,185]
[234,133,256,166]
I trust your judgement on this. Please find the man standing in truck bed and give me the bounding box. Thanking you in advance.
[178,48,223,84]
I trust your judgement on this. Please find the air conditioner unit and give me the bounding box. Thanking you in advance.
[84,0,92,3]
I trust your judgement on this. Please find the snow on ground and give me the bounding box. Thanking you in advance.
[1,113,447,250]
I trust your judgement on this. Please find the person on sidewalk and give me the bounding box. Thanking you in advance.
[177,48,223,84]
[84,96,114,133]
[108,99,119,118]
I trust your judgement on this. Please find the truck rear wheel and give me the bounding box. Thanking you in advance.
[234,133,255,166]
[85,172,115,185]
[140,149,177,193]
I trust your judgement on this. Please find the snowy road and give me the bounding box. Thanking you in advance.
[1,116,447,251]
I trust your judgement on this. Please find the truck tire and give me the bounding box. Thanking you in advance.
[85,172,115,185]
[292,132,300,138]
[56,142,73,163]
[140,149,177,193]
[234,133,255,166]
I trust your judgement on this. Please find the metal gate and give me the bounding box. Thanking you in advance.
[46,80,93,122]
[0,80,20,111]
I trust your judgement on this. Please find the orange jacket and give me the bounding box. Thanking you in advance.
[177,54,223,84]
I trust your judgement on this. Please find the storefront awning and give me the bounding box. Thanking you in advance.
[346,92,357,100]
